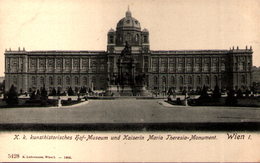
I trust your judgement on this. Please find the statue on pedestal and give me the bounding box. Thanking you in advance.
[120,41,131,57]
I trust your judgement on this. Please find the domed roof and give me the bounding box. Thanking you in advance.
[142,28,149,32]
[116,8,141,31]
[108,28,115,33]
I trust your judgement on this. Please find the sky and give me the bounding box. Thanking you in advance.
[0,0,259,76]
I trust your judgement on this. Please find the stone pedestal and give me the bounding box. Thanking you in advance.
[57,97,62,107]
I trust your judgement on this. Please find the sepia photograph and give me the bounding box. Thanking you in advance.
[0,0,260,131]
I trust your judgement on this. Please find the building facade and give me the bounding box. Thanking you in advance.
[5,9,253,94]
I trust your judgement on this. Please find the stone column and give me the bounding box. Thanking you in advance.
[62,58,65,71]
[88,58,91,71]
[71,58,73,71]
[158,57,160,91]
[150,57,152,72]
[80,58,82,70]
[37,58,39,72]
[184,57,186,73]
[210,57,213,89]
[54,58,56,70]
[45,58,48,71]
[167,57,169,73]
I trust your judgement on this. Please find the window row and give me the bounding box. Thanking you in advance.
[31,76,92,86]
[153,76,218,86]
[29,58,106,69]
[152,63,226,72]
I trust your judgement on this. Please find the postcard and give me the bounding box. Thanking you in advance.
[0,0,260,162]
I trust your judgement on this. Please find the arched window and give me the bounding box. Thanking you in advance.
[49,76,53,85]
[162,76,166,85]
[57,77,62,85]
[179,76,184,85]
[188,76,192,85]
[66,76,70,85]
[32,76,36,85]
[13,76,18,85]
[144,35,148,43]
[75,76,79,85]
[214,76,218,86]
[154,76,158,85]
[109,35,114,44]
[126,33,131,43]
[205,76,210,85]
[135,34,139,42]
[197,76,201,85]
[83,77,88,86]
[92,77,96,83]
[171,76,175,85]
[241,75,246,84]
[40,76,45,85]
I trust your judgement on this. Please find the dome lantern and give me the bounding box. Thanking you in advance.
[116,7,141,31]
[126,6,132,17]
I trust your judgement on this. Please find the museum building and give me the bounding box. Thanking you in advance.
[4,9,253,95]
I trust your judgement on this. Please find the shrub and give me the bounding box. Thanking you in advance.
[225,88,237,106]
[5,85,19,106]
[67,87,75,96]
[50,88,57,96]
[212,85,221,98]
[236,89,243,98]
[40,86,48,106]
[199,85,209,100]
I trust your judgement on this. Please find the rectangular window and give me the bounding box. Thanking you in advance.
[152,58,158,72]
[91,60,97,72]
[56,59,62,69]
[82,59,89,70]
[160,58,167,72]
[39,59,45,70]
[73,58,80,70]
[65,59,71,70]
[186,63,192,72]
[30,58,37,70]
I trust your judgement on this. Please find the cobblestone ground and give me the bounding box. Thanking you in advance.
[0,99,260,124]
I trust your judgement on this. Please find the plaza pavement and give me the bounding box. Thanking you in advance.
[0,99,260,124]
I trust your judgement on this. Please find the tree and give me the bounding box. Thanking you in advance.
[0,80,5,94]
[225,88,237,106]
[40,86,48,99]
[57,89,61,96]
[40,85,48,106]
[80,86,87,94]
[30,91,37,100]
[67,87,74,96]
[245,88,250,97]
[212,85,221,98]
[51,88,57,96]
[236,89,243,98]
[5,85,19,106]
[167,87,175,96]
[199,85,209,99]
[75,87,79,94]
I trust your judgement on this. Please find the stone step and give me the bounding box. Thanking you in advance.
[106,85,153,96]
